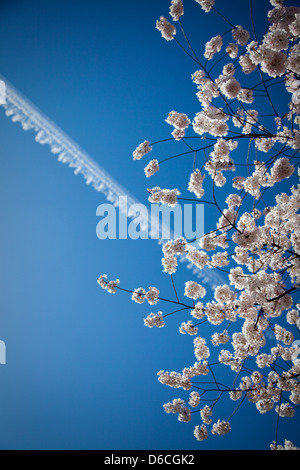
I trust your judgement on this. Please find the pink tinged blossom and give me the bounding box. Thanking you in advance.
[166,111,190,130]
[263,28,290,51]
[148,186,180,207]
[144,159,159,178]
[158,370,192,391]
[269,0,284,7]
[270,157,294,182]
[97,274,120,294]
[172,128,185,140]
[179,320,198,336]
[184,281,206,299]
[162,255,178,275]
[145,286,160,305]
[194,0,215,13]
[132,287,146,304]
[204,35,223,60]
[261,49,287,77]
[226,43,239,58]
[189,391,200,408]
[211,420,231,435]
[232,25,250,46]
[220,77,241,99]
[270,440,300,450]
[156,16,176,41]
[144,312,165,328]
[289,13,300,36]
[186,246,209,269]
[239,54,256,74]
[133,140,152,160]
[193,425,208,441]
[169,0,184,21]
[188,170,205,198]
[275,403,295,418]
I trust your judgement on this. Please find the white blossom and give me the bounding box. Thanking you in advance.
[290,13,300,36]
[156,16,176,41]
[256,399,274,414]
[145,286,160,305]
[184,281,206,299]
[172,128,186,140]
[158,370,192,390]
[166,111,190,130]
[211,331,230,346]
[162,255,178,274]
[193,424,208,441]
[229,390,243,401]
[169,0,184,21]
[179,320,198,336]
[210,251,229,268]
[226,42,239,58]
[232,25,250,46]
[148,186,180,207]
[270,439,300,450]
[269,0,283,7]
[275,403,295,418]
[178,406,192,422]
[200,405,213,424]
[189,391,200,408]
[195,0,214,13]
[239,54,256,74]
[144,312,165,328]
[194,336,210,360]
[97,274,119,294]
[133,140,152,160]
[270,157,294,182]
[191,302,205,319]
[211,419,231,435]
[193,107,229,137]
[263,28,290,51]
[220,77,241,99]
[188,170,205,198]
[274,324,294,345]
[144,159,159,178]
[163,398,184,414]
[204,35,223,60]
[186,246,209,269]
[132,287,146,304]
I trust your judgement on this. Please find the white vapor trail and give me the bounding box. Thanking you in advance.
[0,77,152,229]
[0,76,224,289]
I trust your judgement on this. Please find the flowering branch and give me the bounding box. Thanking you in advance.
[98,0,300,450]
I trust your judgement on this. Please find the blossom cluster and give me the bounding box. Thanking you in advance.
[97,274,119,294]
[148,186,181,207]
[131,286,160,305]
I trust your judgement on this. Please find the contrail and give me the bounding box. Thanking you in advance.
[0,76,224,289]
[0,76,152,229]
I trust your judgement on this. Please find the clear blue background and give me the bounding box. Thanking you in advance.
[0,0,299,450]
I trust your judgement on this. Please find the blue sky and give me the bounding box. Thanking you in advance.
[0,0,299,450]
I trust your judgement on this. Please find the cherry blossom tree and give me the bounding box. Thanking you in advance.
[98,0,300,450]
